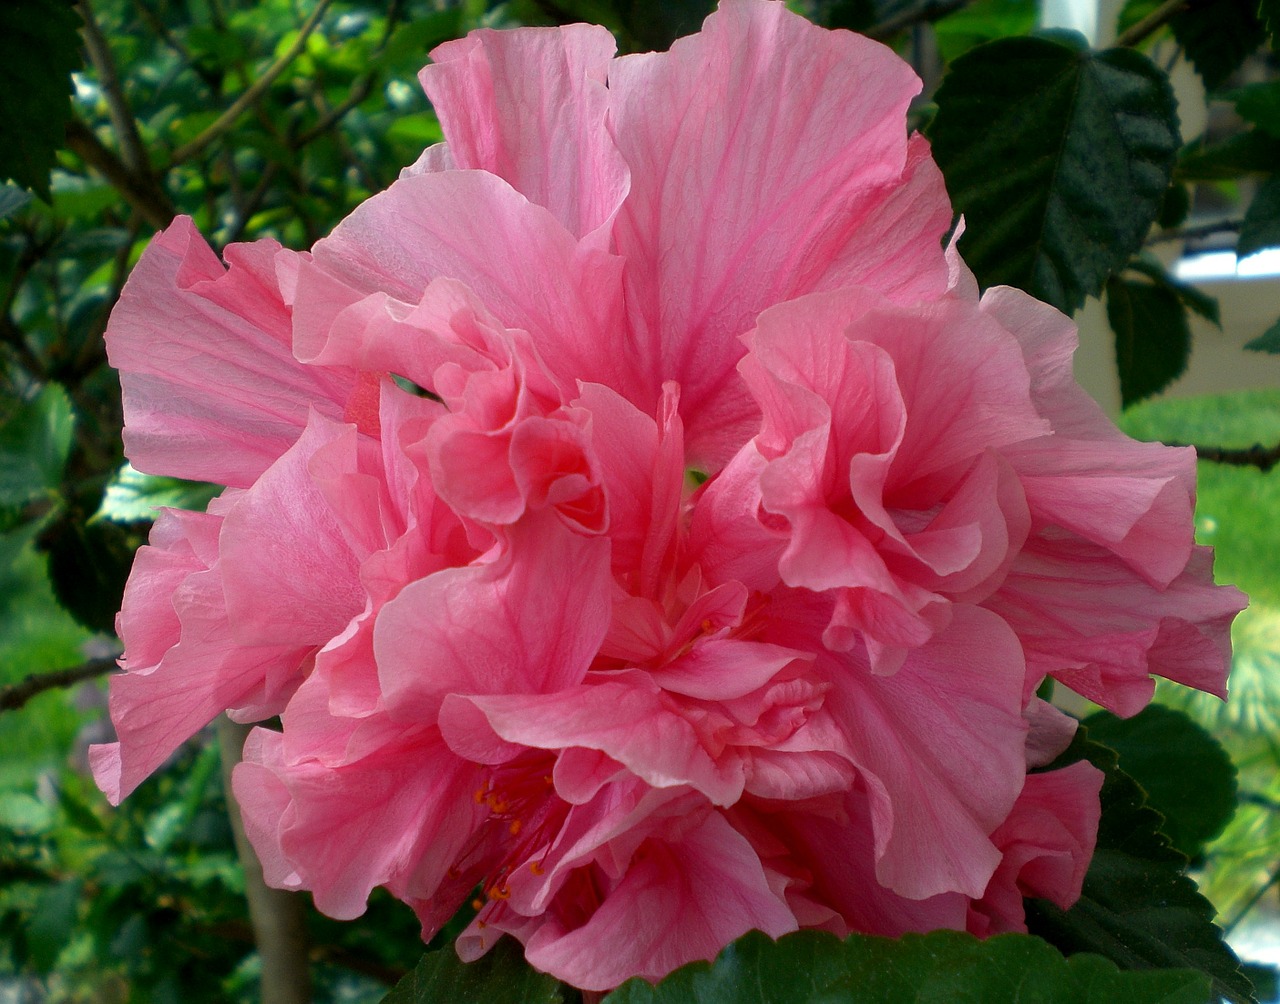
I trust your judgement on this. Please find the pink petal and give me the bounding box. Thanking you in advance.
[421,24,628,248]
[441,677,749,806]
[93,561,310,803]
[309,170,634,407]
[235,722,483,922]
[374,515,611,717]
[968,760,1103,935]
[520,811,795,991]
[219,413,367,648]
[989,535,1244,715]
[816,603,1028,900]
[608,1,950,463]
[105,217,354,487]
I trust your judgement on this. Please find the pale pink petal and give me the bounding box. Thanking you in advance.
[520,811,795,991]
[814,603,1029,900]
[235,722,483,921]
[92,561,310,803]
[374,515,611,717]
[440,678,749,806]
[421,24,628,247]
[105,217,354,487]
[219,413,367,648]
[608,1,950,462]
[309,170,634,406]
[989,536,1244,715]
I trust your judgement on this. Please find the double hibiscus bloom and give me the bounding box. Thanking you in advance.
[92,0,1243,992]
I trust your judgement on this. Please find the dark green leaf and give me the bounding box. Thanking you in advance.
[606,929,1211,1003]
[1242,963,1278,1002]
[0,0,81,199]
[1230,80,1280,137]
[1106,274,1193,407]
[1244,315,1280,352]
[27,878,82,973]
[929,34,1180,314]
[1178,129,1280,180]
[1083,706,1237,858]
[1262,0,1280,47]
[0,183,32,221]
[1027,728,1254,1004]
[40,516,138,633]
[1238,175,1280,258]
[1126,255,1221,325]
[0,383,75,508]
[380,937,566,1004]
[1157,183,1191,229]
[1170,0,1266,90]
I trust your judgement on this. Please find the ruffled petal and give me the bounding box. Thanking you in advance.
[105,217,354,487]
[420,24,628,247]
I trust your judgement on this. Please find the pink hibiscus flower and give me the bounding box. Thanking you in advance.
[93,0,1244,992]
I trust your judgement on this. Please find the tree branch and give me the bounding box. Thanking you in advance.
[217,717,313,1004]
[0,657,119,712]
[867,0,973,41]
[1116,0,1189,47]
[78,0,152,176]
[1147,218,1242,246]
[1171,440,1280,472]
[170,0,333,166]
[64,117,175,229]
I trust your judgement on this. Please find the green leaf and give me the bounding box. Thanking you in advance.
[929,34,1180,314]
[0,0,81,199]
[1178,129,1280,180]
[0,182,32,221]
[1083,706,1237,859]
[606,929,1210,1003]
[1238,175,1280,258]
[933,0,1038,62]
[380,937,566,1004]
[97,464,219,522]
[1244,315,1280,352]
[1106,274,1193,407]
[1230,80,1280,137]
[1026,727,1255,1004]
[1126,255,1221,325]
[26,877,82,973]
[1170,0,1266,90]
[1262,0,1280,47]
[40,515,138,633]
[0,383,75,508]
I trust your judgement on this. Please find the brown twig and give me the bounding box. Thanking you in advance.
[1171,440,1280,472]
[78,0,151,176]
[170,0,333,166]
[1147,218,1242,246]
[867,0,973,41]
[1116,0,1189,47]
[64,117,176,229]
[0,657,119,712]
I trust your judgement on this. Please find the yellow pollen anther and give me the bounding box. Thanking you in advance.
[477,920,487,930]
[530,861,545,876]
[509,819,523,835]
[701,618,714,633]
[489,884,511,901]
[473,787,487,804]
[471,897,484,911]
